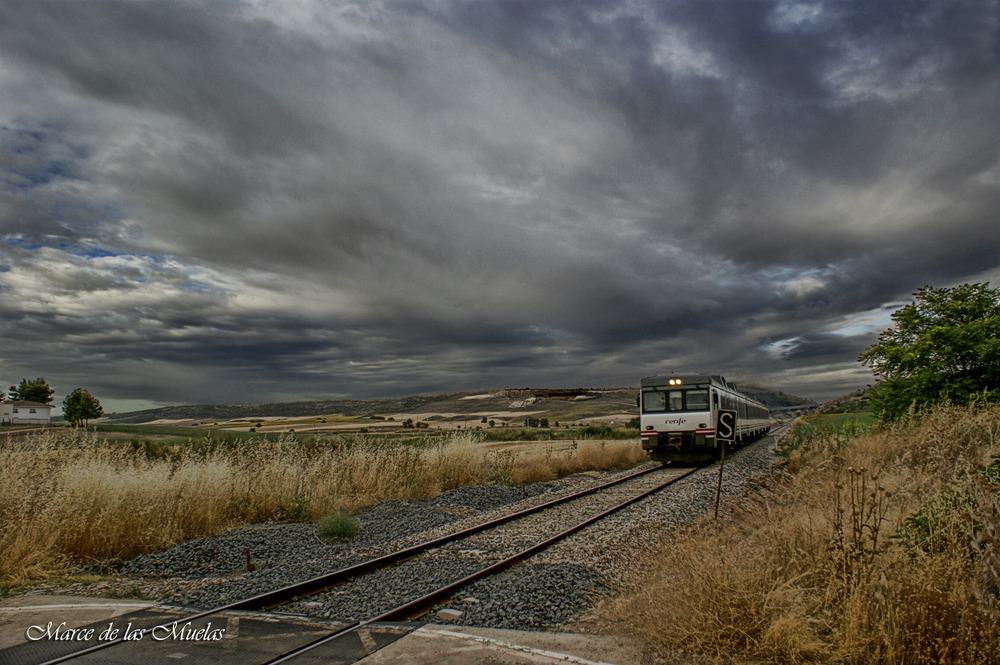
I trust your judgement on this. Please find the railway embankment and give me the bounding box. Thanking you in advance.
[588,404,1000,664]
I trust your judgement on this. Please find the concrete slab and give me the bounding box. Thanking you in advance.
[356,624,644,665]
[0,594,157,652]
[0,595,410,665]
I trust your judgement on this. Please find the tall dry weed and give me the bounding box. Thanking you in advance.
[605,404,1000,664]
[510,440,645,485]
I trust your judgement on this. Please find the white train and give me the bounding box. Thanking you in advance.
[639,374,771,463]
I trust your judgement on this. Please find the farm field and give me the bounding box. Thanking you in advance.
[103,388,642,430]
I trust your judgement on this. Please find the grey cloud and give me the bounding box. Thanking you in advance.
[1,0,335,156]
[1,0,998,407]
[776,333,873,364]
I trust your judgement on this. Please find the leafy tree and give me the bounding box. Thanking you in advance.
[859,283,1000,420]
[63,388,104,427]
[8,377,55,404]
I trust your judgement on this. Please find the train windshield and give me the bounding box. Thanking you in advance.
[686,389,709,410]
[642,388,709,413]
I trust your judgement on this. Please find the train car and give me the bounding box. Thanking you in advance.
[639,373,770,463]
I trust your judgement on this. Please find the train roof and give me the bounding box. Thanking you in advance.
[640,374,769,408]
[640,374,726,387]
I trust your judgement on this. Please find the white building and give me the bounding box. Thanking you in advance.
[0,400,53,425]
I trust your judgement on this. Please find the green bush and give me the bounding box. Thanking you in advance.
[317,512,361,540]
[895,490,974,555]
[982,455,1000,485]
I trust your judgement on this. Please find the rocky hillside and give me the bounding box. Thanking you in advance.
[739,384,818,409]
[816,387,871,414]
[105,389,637,424]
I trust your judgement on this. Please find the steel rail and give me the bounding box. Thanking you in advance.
[32,462,672,665]
[261,466,701,664]
[230,462,668,611]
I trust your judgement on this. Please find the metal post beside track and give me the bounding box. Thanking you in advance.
[713,409,737,519]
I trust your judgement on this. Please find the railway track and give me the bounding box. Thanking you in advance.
[7,462,699,665]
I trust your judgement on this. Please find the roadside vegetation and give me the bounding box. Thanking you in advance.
[605,404,1000,663]
[0,429,645,591]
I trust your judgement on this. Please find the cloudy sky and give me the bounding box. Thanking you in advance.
[1,0,998,412]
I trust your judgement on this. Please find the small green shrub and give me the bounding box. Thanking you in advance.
[488,450,516,486]
[982,455,1000,485]
[281,485,311,522]
[317,512,361,540]
[896,490,975,555]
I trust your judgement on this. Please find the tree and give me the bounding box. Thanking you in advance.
[8,377,55,404]
[63,388,104,427]
[859,283,1000,420]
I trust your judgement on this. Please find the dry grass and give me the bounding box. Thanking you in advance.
[0,430,644,589]
[602,404,1000,664]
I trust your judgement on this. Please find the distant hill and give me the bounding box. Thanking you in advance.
[105,389,639,424]
[817,387,871,414]
[106,393,468,424]
[106,385,815,424]
[739,384,818,409]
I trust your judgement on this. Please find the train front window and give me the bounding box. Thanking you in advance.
[642,387,709,412]
[642,391,665,412]
[686,390,709,410]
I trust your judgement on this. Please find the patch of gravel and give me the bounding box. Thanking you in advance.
[61,431,786,632]
[86,479,565,608]
[352,483,560,548]
[428,483,557,511]
[117,523,331,578]
[442,563,608,630]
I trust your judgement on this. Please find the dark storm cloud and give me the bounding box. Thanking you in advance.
[1,0,998,409]
[0,0,334,155]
